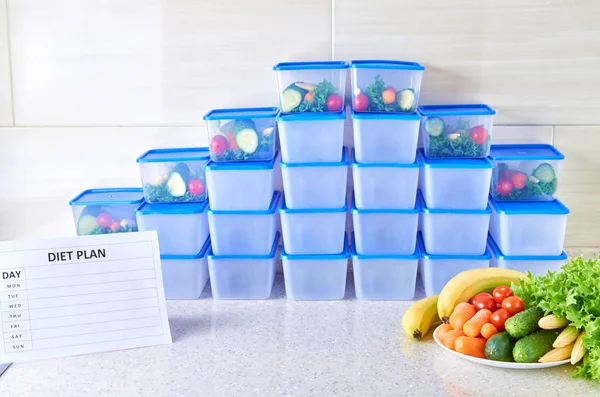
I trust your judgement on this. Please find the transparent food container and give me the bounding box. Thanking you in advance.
[203,107,278,162]
[161,237,210,300]
[137,148,210,203]
[135,201,209,256]
[70,188,144,236]
[274,61,348,114]
[349,60,424,113]
[418,104,496,158]
[489,144,564,202]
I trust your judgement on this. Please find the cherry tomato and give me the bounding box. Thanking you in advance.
[210,135,229,155]
[382,87,396,104]
[326,94,343,111]
[490,309,510,331]
[495,179,514,197]
[496,302,502,311]
[110,222,121,232]
[469,125,489,145]
[502,296,525,316]
[96,212,113,228]
[353,93,369,111]
[471,292,496,312]
[511,172,527,190]
[226,131,240,151]
[492,286,514,304]
[187,178,205,197]
[304,92,314,103]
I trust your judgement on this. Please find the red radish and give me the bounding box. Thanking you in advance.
[210,135,229,155]
[188,179,205,197]
[382,87,396,104]
[511,172,527,189]
[326,94,343,111]
[96,212,113,228]
[110,222,121,232]
[353,93,369,111]
[470,126,489,145]
[496,179,514,196]
[227,131,240,151]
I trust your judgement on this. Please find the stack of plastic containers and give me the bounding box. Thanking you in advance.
[487,144,568,276]
[349,60,424,300]
[274,61,350,300]
[417,104,496,296]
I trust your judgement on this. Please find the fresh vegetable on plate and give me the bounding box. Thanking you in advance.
[513,329,562,363]
[425,118,490,158]
[281,79,342,113]
[485,332,516,362]
[144,162,207,203]
[361,75,416,112]
[492,162,558,201]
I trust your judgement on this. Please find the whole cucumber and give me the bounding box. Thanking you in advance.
[513,329,562,363]
[505,306,544,339]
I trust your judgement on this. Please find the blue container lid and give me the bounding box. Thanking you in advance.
[207,232,280,260]
[488,195,570,215]
[350,193,420,214]
[277,110,346,122]
[137,148,210,163]
[487,234,567,261]
[418,104,496,117]
[489,144,565,161]
[418,233,491,260]
[135,200,208,215]
[273,61,348,71]
[351,148,420,168]
[205,152,278,170]
[420,149,493,169]
[351,109,421,120]
[418,191,491,214]
[70,188,144,206]
[350,232,419,260]
[161,236,211,260]
[203,107,279,120]
[349,60,425,71]
[208,192,281,215]
[281,234,349,260]
[280,147,349,168]
[279,195,348,214]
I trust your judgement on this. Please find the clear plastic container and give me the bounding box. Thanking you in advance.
[489,144,564,202]
[349,60,424,113]
[207,233,279,300]
[279,196,347,255]
[280,148,349,209]
[281,235,348,300]
[420,150,493,210]
[419,192,491,255]
[350,233,419,300]
[277,111,345,163]
[69,188,144,236]
[274,61,348,114]
[135,200,209,256]
[203,107,279,162]
[205,154,276,211]
[418,104,496,158]
[489,197,569,256]
[160,237,210,300]
[351,149,420,209]
[352,110,421,163]
[488,234,567,276]
[351,194,420,254]
[208,192,280,255]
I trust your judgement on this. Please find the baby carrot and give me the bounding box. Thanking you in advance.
[449,302,476,330]
[444,329,466,350]
[455,336,487,358]
[463,309,492,337]
[437,324,454,342]
[481,323,498,339]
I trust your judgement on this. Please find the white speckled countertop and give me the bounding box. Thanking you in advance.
[1,270,600,397]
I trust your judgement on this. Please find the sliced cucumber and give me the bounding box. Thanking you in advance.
[167,172,187,197]
[397,88,416,111]
[235,128,259,154]
[532,163,555,183]
[424,117,445,137]
[77,215,98,235]
[281,84,307,112]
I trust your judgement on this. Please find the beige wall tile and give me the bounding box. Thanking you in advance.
[491,126,553,145]
[0,1,13,125]
[334,0,600,125]
[554,126,600,248]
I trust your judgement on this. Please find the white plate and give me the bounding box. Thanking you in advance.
[433,325,570,369]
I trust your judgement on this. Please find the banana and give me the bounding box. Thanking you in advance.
[437,268,526,323]
[402,295,440,340]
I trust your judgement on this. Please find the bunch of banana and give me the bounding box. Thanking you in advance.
[402,295,440,340]
[538,314,586,364]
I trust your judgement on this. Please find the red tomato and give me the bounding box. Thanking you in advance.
[210,135,229,155]
[493,286,514,303]
[110,222,121,232]
[502,296,525,316]
[304,92,314,103]
[511,172,527,189]
[96,212,113,228]
[326,94,343,111]
[471,292,496,312]
[490,309,510,331]
[470,126,489,145]
[187,178,205,197]
[382,87,396,104]
[353,93,369,111]
[495,179,514,196]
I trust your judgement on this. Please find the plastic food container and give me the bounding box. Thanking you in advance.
[351,194,419,255]
[352,110,421,163]
[488,234,567,276]
[420,150,493,210]
[419,192,491,255]
[69,188,144,236]
[161,237,210,300]
[203,107,278,162]
[281,235,348,300]
[205,154,276,211]
[489,197,569,256]
[208,192,280,255]
[418,104,496,158]
[352,149,420,209]
[207,233,279,300]
[349,60,424,113]
[418,233,491,296]
[277,111,345,163]
[280,148,349,209]
[273,61,348,114]
[136,148,210,204]
[279,196,347,255]
[135,201,209,256]
[489,144,564,202]
[350,233,419,300]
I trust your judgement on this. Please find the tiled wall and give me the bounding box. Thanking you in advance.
[0,0,598,247]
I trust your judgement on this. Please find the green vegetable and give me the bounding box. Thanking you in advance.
[294,79,338,112]
[512,256,600,381]
[365,75,399,112]
[281,84,307,112]
[77,215,98,235]
[212,132,274,161]
[485,332,516,362]
[397,88,416,112]
[533,163,556,183]
[513,329,561,363]
[424,117,445,137]
[496,176,558,201]
[167,173,186,197]
[427,133,488,158]
[505,306,544,339]
[232,119,259,154]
